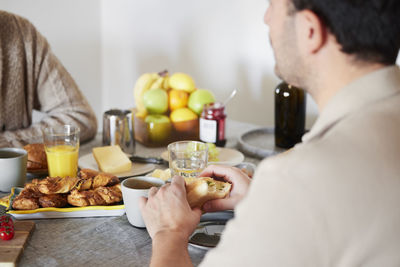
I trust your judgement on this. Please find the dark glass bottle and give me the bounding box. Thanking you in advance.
[274,82,306,149]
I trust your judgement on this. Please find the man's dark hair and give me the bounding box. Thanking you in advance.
[290,0,400,65]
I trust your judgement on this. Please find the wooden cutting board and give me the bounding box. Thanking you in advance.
[0,221,35,267]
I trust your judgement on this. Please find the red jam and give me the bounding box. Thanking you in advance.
[199,102,226,147]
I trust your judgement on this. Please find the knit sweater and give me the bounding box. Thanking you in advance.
[0,10,97,147]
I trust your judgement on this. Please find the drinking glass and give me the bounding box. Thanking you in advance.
[43,125,80,178]
[168,141,208,178]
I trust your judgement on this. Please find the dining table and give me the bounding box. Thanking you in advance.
[0,119,264,267]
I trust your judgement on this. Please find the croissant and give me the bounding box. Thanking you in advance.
[38,172,119,194]
[12,180,43,210]
[12,180,69,209]
[67,184,122,207]
[78,168,100,179]
[38,176,80,194]
[75,172,119,191]
[39,194,68,208]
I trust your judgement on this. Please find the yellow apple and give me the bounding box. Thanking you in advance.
[145,114,172,144]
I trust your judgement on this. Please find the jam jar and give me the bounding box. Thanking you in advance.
[199,102,226,147]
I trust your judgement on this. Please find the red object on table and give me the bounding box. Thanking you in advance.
[0,215,14,240]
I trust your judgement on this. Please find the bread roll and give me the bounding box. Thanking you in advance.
[23,143,48,171]
[186,177,231,209]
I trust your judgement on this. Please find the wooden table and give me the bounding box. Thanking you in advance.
[1,119,262,267]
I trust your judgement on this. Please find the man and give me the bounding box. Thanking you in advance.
[140,0,400,266]
[0,10,97,147]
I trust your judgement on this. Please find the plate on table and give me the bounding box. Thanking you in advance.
[189,211,234,250]
[161,148,244,166]
[0,187,125,220]
[78,153,156,178]
[238,127,286,159]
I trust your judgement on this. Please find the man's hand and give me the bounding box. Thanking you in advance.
[139,175,202,240]
[199,164,252,213]
[140,176,201,267]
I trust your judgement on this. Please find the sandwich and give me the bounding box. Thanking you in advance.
[185,177,231,209]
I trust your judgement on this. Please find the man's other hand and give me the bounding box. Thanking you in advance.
[139,175,202,240]
[199,164,252,213]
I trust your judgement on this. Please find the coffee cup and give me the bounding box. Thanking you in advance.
[0,148,28,192]
[121,176,165,228]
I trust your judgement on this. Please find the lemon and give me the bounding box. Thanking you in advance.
[169,72,196,93]
[170,107,198,123]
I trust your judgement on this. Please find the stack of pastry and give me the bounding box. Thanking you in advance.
[12,169,122,210]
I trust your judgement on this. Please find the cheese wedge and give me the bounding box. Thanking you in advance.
[92,145,132,174]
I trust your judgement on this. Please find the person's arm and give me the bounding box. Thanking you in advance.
[139,176,202,267]
[151,231,193,267]
[0,14,97,147]
[139,166,251,266]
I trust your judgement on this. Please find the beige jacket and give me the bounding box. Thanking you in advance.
[201,66,400,266]
[0,11,97,147]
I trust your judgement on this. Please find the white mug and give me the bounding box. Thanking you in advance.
[0,148,27,192]
[121,176,165,228]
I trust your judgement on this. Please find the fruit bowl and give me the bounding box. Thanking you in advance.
[133,110,199,147]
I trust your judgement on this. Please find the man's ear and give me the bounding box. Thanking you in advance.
[295,10,327,54]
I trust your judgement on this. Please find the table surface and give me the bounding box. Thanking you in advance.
[1,119,262,267]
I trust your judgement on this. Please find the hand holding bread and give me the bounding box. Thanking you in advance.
[198,165,252,212]
[185,177,231,209]
[139,175,203,240]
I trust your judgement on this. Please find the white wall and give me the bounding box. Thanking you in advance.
[2,0,314,129]
[0,0,103,126]
[101,0,319,128]
[2,1,399,130]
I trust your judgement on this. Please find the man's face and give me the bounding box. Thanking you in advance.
[264,0,305,86]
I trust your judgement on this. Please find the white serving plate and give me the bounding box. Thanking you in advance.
[0,187,125,220]
[78,153,155,178]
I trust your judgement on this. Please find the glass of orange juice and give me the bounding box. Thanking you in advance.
[43,125,80,178]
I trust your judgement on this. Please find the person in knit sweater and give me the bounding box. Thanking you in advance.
[0,10,97,147]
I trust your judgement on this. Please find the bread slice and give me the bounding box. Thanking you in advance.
[186,177,231,209]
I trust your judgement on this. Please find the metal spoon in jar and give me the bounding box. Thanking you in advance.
[223,89,237,106]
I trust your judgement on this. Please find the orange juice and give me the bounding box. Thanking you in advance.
[45,145,79,177]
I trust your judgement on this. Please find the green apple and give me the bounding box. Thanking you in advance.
[145,114,172,143]
[188,89,215,115]
[143,88,168,114]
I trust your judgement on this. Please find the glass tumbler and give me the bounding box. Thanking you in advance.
[43,125,80,178]
[168,141,208,178]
